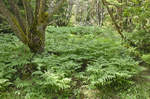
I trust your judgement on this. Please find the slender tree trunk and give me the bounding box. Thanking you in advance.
[101,5,104,26]
[97,1,101,26]
[102,0,125,39]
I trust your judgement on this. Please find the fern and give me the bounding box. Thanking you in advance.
[0,27,141,98]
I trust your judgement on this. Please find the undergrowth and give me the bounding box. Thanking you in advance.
[0,26,142,98]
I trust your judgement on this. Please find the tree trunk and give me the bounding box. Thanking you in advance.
[28,24,46,53]
[0,0,67,54]
[28,33,45,53]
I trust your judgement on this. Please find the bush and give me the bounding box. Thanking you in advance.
[127,30,150,54]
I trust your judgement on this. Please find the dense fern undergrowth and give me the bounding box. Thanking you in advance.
[0,26,144,98]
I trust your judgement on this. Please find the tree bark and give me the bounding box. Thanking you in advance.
[28,29,45,53]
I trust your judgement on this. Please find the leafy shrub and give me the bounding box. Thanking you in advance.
[126,30,150,54]
[123,1,150,54]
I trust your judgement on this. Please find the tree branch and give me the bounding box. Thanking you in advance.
[8,0,26,33]
[0,0,28,44]
[102,0,125,39]
[35,0,46,24]
[22,0,34,27]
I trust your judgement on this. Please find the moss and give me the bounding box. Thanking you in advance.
[10,15,28,44]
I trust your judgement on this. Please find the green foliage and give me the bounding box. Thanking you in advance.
[47,26,103,35]
[0,34,32,91]
[122,0,150,53]
[0,27,141,98]
[86,58,138,87]
[142,54,150,64]
[119,79,150,99]
[49,0,73,26]
[0,20,12,33]
[126,30,150,54]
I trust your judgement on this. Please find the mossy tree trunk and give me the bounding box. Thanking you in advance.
[28,26,46,53]
[0,0,66,53]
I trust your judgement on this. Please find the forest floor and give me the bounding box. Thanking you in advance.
[1,69,150,99]
[0,27,150,99]
[103,66,150,99]
[80,66,150,99]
